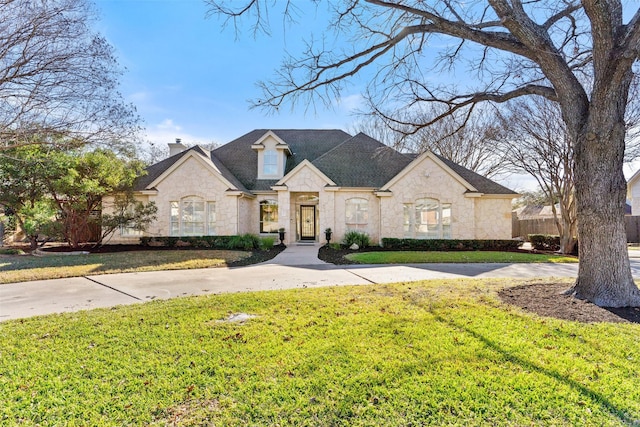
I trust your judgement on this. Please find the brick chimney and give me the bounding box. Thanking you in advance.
[168,138,187,156]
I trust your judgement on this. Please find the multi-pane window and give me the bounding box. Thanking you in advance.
[169,197,216,236]
[263,150,278,175]
[404,198,452,239]
[346,198,368,231]
[260,199,279,233]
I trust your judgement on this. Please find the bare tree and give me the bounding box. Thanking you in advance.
[0,0,140,152]
[352,107,508,178]
[499,97,577,254]
[208,0,640,307]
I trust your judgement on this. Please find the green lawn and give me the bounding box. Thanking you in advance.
[0,250,250,284]
[346,251,578,264]
[1,278,638,426]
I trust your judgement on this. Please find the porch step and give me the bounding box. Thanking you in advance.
[295,242,319,246]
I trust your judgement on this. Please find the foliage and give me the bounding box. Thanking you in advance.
[342,230,371,248]
[18,200,61,249]
[226,234,262,251]
[0,145,152,249]
[0,248,25,255]
[0,145,52,247]
[1,279,639,425]
[345,251,577,264]
[529,234,562,252]
[0,0,140,152]
[100,194,158,246]
[45,148,149,248]
[0,250,250,285]
[141,234,265,251]
[381,238,520,252]
[260,236,275,249]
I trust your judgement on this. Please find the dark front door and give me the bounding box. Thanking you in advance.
[300,205,316,240]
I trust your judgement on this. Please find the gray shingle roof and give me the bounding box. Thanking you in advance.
[433,153,518,195]
[136,129,516,196]
[134,146,209,191]
[211,129,351,191]
[312,133,413,187]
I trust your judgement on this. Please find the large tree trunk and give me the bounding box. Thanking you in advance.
[569,80,640,307]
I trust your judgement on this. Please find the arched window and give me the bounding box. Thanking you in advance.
[345,198,368,231]
[170,197,216,236]
[260,199,279,233]
[263,150,278,175]
[404,198,451,239]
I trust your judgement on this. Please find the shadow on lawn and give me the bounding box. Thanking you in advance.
[434,313,635,425]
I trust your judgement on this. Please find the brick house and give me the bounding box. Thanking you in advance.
[105,129,518,244]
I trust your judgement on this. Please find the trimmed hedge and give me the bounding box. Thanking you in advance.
[528,234,561,251]
[381,238,521,251]
[140,234,265,251]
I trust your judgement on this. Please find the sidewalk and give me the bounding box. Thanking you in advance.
[3,245,640,322]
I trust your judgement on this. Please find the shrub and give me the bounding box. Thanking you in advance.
[528,234,561,251]
[141,234,263,251]
[0,248,25,255]
[381,238,520,251]
[343,230,370,248]
[260,236,275,250]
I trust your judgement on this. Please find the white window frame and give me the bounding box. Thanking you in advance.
[404,199,452,239]
[263,150,278,176]
[260,199,279,233]
[345,198,369,231]
[169,197,216,236]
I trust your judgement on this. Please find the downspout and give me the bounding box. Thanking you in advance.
[379,194,382,246]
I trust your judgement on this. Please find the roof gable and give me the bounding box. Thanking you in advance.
[211,129,351,190]
[134,146,209,191]
[275,159,336,187]
[138,148,240,192]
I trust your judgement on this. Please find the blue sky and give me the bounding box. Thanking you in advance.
[94,0,364,147]
[94,1,640,189]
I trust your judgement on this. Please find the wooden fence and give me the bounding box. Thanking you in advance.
[513,213,640,243]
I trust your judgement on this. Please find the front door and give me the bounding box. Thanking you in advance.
[300,205,316,240]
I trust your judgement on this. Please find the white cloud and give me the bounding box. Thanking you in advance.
[144,119,215,147]
[335,94,364,112]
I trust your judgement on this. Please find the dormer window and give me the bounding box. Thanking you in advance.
[263,150,278,175]
[252,131,291,179]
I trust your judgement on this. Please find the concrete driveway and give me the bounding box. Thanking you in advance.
[2,244,640,322]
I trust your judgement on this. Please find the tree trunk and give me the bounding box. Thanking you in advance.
[569,83,640,307]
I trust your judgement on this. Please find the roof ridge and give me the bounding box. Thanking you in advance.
[310,133,356,164]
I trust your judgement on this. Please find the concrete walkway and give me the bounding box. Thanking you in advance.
[2,245,640,322]
[263,243,327,266]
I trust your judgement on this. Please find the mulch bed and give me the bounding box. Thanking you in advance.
[498,283,640,324]
[39,244,286,267]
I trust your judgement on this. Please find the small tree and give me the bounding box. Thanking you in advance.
[100,193,157,245]
[45,149,151,248]
[18,200,61,249]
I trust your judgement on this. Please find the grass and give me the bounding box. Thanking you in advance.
[345,251,578,264]
[1,278,639,426]
[0,250,250,284]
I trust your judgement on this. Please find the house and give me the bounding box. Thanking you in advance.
[628,169,640,215]
[105,129,518,245]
